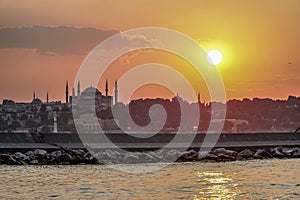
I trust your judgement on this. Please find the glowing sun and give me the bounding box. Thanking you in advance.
[207,50,223,65]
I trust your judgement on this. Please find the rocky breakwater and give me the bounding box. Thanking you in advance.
[0,149,99,165]
[0,146,300,165]
[178,146,300,162]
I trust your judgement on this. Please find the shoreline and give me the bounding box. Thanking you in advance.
[1,146,299,165]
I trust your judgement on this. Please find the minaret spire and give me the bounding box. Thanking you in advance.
[105,79,108,97]
[46,92,49,103]
[66,81,69,103]
[114,80,118,105]
[77,81,81,96]
[33,92,36,100]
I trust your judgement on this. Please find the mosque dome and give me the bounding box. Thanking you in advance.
[81,86,102,96]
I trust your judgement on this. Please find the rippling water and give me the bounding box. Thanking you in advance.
[0,159,299,199]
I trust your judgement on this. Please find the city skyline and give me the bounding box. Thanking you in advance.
[0,0,300,102]
[2,79,299,105]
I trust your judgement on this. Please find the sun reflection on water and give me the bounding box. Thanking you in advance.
[0,160,299,199]
[194,171,239,200]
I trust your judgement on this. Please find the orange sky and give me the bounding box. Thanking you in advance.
[0,0,299,103]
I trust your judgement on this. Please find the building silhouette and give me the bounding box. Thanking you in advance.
[70,80,114,111]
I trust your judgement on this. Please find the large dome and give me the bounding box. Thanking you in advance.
[81,86,102,96]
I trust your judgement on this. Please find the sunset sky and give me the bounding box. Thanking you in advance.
[0,0,299,103]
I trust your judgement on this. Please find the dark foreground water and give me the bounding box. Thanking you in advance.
[0,159,299,199]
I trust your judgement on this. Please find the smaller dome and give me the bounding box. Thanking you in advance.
[81,86,102,96]
[31,98,43,105]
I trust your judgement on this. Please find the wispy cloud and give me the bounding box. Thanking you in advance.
[120,31,158,45]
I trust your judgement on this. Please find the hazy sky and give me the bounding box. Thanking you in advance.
[0,0,299,103]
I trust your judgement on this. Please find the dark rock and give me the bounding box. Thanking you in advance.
[212,148,237,157]
[6,155,23,165]
[253,149,263,159]
[211,148,237,161]
[49,157,60,165]
[63,149,86,158]
[34,149,47,157]
[50,150,62,159]
[179,150,199,162]
[205,153,221,162]
[69,155,82,164]
[282,148,294,157]
[84,152,92,158]
[217,153,236,161]
[292,147,300,158]
[29,159,39,165]
[237,149,253,159]
[72,149,86,157]
[271,147,285,158]
[14,152,25,158]
[254,149,271,159]
[14,152,25,159]
[14,152,30,162]
[85,155,100,164]
[25,151,36,160]
[61,153,73,162]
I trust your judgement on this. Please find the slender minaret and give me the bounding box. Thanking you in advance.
[198,92,201,104]
[72,87,75,97]
[197,92,201,133]
[33,92,36,100]
[114,81,118,105]
[46,92,49,103]
[66,81,69,103]
[53,111,58,133]
[77,81,81,96]
[105,79,108,96]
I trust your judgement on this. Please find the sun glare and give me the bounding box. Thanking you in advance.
[207,50,223,65]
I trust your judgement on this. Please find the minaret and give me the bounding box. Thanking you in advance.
[77,81,81,96]
[114,81,118,105]
[105,79,108,96]
[33,92,36,100]
[72,87,75,97]
[66,81,69,104]
[53,111,58,133]
[46,92,49,103]
[197,92,201,104]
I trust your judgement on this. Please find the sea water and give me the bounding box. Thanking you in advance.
[0,159,299,199]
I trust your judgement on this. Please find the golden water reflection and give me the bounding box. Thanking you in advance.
[194,171,239,200]
[0,160,299,199]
